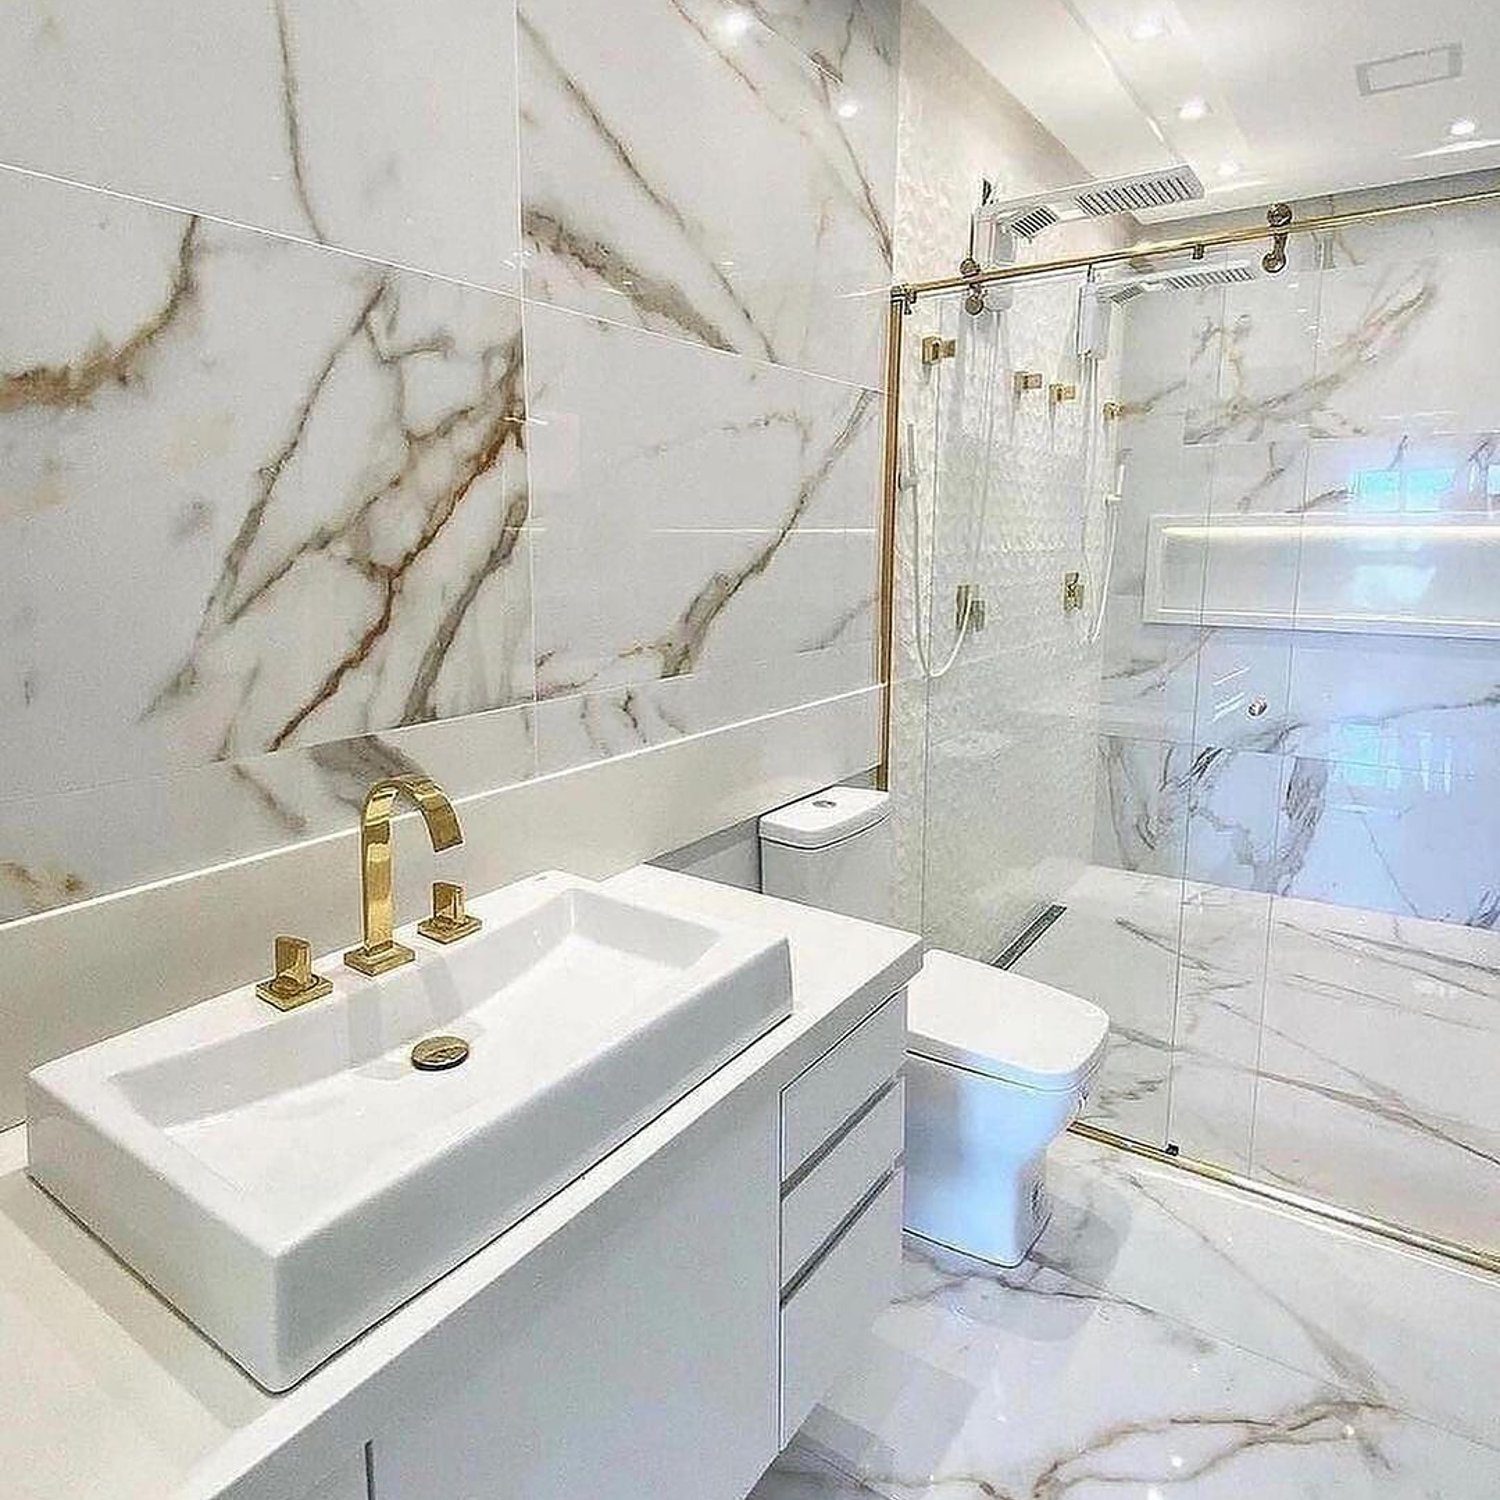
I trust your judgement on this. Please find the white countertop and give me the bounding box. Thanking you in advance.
[0,869,921,1500]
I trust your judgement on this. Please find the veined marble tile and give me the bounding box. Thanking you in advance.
[0,169,534,804]
[525,304,881,700]
[517,0,897,388]
[1184,271,1324,446]
[1040,1132,1500,1453]
[1273,757,1499,925]
[1253,895,1500,1249]
[786,1238,1500,1498]
[0,0,522,289]
[0,703,534,924]
[533,643,873,776]
[1093,735,1192,878]
[1282,630,1500,782]
[1313,250,1500,439]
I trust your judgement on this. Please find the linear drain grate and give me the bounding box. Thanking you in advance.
[992,903,1067,970]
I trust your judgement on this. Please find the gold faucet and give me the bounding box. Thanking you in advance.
[345,775,465,976]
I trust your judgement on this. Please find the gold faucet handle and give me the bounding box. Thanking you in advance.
[257,936,334,1011]
[417,882,483,945]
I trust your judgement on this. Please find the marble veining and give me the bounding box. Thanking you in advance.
[754,1134,1500,1498]
[518,0,897,389]
[0,0,899,932]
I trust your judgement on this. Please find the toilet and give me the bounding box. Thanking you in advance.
[759,787,1108,1267]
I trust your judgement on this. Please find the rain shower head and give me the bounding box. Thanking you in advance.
[1078,261,1256,361]
[1094,260,1258,303]
[975,165,1207,241]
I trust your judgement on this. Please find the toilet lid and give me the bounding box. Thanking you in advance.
[908,950,1109,1092]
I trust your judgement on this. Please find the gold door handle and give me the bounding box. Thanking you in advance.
[257,936,334,1011]
[418,882,483,945]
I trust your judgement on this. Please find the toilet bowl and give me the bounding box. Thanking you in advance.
[759,787,1110,1268]
[905,951,1106,1265]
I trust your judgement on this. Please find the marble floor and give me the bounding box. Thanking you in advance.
[751,1133,1500,1499]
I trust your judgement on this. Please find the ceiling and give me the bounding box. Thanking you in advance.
[923,0,1500,219]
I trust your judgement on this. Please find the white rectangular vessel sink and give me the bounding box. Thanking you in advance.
[27,872,792,1389]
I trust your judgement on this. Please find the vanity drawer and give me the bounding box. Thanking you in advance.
[780,1169,902,1442]
[781,993,906,1177]
[782,1079,903,1283]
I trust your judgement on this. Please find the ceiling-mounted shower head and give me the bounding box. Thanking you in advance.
[1078,260,1257,361]
[1094,260,1257,303]
[975,165,1206,241]
[972,164,1206,279]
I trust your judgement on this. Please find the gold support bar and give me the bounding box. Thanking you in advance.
[890,182,1500,305]
[1070,1122,1500,1276]
[875,293,907,792]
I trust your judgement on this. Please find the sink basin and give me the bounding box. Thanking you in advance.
[26,872,792,1389]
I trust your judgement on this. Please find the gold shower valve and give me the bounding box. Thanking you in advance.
[1049,382,1079,405]
[921,335,956,366]
[1014,370,1044,397]
[257,936,333,1011]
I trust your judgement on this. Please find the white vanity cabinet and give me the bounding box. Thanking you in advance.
[366,993,907,1500]
[777,994,906,1442]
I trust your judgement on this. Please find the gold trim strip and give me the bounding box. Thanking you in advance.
[875,294,906,791]
[893,183,1500,303]
[1070,1122,1500,1277]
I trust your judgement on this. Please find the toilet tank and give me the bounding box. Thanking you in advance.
[759,788,895,925]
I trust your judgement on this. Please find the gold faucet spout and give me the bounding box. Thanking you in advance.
[345,775,464,976]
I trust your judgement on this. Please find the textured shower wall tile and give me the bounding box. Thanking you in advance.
[517,0,897,388]
[0,168,534,805]
[1253,896,1500,1248]
[892,0,1122,283]
[0,705,536,923]
[0,0,522,289]
[524,304,881,700]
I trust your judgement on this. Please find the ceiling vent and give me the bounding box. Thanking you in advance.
[1356,43,1463,97]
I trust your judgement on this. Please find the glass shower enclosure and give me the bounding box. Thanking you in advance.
[887,192,1500,1261]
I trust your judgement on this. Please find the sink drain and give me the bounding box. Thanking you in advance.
[411,1035,470,1071]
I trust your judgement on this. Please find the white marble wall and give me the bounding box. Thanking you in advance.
[887,3,1122,952]
[0,0,898,925]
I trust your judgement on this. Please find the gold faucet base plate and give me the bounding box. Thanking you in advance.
[417,912,483,945]
[344,941,416,976]
[256,974,334,1011]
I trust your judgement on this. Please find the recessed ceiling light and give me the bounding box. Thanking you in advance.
[1178,97,1211,122]
[836,98,861,120]
[1450,118,1478,137]
[1128,15,1167,42]
[1218,160,1242,179]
